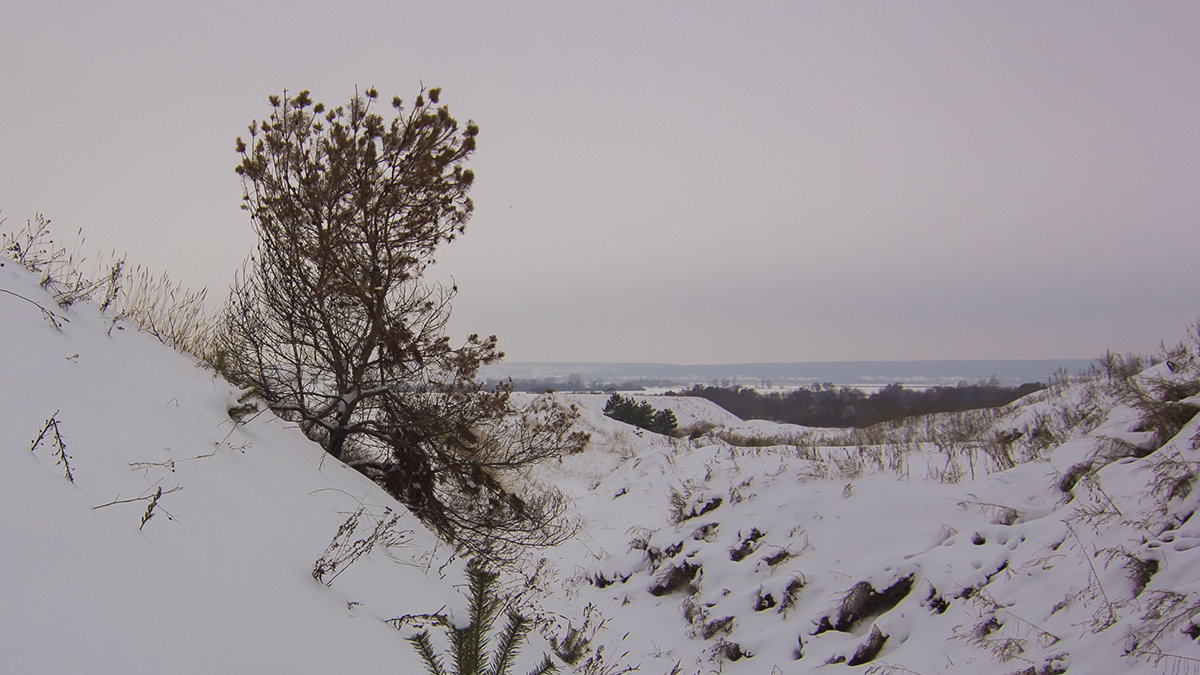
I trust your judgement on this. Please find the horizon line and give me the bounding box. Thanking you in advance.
[490,357,1097,367]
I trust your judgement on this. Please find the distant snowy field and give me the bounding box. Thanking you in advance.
[483,359,1092,390]
[4,254,1200,674]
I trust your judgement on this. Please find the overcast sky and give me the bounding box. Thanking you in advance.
[2,2,1197,364]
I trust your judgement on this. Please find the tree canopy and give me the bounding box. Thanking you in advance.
[219,87,587,561]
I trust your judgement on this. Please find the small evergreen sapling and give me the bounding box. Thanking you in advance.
[409,563,556,675]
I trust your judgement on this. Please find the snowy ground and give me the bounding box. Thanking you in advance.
[0,256,531,673]
[4,254,1199,674]
[524,370,1200,673]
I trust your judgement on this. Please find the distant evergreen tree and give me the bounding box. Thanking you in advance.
[603,394,678,435]
[651,408,678,435]
[676,382,1045,428]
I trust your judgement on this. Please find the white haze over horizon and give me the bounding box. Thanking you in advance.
[2,2,1197,364]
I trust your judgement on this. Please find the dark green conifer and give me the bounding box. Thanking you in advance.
[409,564,557,675]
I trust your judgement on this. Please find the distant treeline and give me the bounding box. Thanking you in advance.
[488,378,676,393]
[675,382,1046,428]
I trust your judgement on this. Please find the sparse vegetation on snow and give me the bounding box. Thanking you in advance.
[508,329,1200,673]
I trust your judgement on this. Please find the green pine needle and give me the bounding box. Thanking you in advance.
[408,632,448,675]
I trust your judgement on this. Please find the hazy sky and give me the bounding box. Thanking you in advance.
[2,2,1197,363]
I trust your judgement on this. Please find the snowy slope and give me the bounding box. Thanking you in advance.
[527,358,1200,673]
[0,257,523,673]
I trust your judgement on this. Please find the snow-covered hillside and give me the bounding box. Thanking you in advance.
[4,251,1200,674]
[524,362,1200,673]
[0,256,525,673]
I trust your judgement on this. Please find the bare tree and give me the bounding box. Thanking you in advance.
[219,87,587,560]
